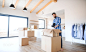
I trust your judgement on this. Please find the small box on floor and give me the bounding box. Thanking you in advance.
[29,37,36,41]
[19,37,29,46]
[42,29,61,37]
[41,36,61,52]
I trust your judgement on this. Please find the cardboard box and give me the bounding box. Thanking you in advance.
[18,30,25,37]
[29,37,36,41]
[41,36,61,52]
[18,28,28,37]
[19,37,29,46]
[25,31,34,37]
[34,25,37,29]
[31,25,38,29]
[42,29,61,37]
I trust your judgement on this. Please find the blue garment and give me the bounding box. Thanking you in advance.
[72,24,78,38]
[80,24,83,40]
[84,24,86,40]
[72,24,81,38]
[74,25,78,38]
[72,24,75,37]
[53,17,61,30]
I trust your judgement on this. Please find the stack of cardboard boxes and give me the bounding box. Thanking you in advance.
[18,28,36,46]
[41,29,61,52]
[18,28,29,46]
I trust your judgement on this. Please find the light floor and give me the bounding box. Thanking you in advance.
[0,37,86,52]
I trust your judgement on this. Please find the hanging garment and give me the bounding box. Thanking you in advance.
[80,24,83,40]
[84,24,86,40]
[76,24,80,38]
[75,25,77,38]
[73,24,77,38]
[82,24,85,40]
[72,24,75,38]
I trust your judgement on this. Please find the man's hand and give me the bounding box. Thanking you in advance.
[55,25,58,28]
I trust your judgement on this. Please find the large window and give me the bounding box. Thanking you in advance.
[0,13,28,38]
[39,19,45,29]
[0,16,8,37]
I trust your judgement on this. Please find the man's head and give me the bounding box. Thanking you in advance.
[52,12,57,18]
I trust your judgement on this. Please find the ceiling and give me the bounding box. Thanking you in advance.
[0,0,50,13]
[38,9,65,19]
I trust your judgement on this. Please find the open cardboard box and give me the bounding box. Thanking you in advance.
[18,30,25,37]
[41,36,61,52]
[18,28,28,37]
[42,29,61,37]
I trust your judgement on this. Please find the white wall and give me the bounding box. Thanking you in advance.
[38,0,86,43]
[0,6,39,28]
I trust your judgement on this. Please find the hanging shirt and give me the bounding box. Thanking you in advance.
[83,24,85,40]
[74,25,77,38]
[72,24,78,38]
[53,17,61,30]
[84,24,86,40]
[77,24,80,38]
[80,24,83,40]
[72,24,75,37]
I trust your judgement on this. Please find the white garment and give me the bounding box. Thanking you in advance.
[77,24,80,38]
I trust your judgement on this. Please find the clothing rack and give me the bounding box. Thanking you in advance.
[71,23,86,45]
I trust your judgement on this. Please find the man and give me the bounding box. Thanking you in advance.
[52,12,63,51]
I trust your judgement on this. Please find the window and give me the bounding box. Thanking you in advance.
[39,19,45,29]
[0,13,28,38]
[9,17,28,37]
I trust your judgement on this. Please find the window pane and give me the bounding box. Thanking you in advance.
[9,17,27,37]
[0,16,8,37]
[39,19,45,29]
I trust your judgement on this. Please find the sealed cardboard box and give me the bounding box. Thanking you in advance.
[34,25,37,29]
[42,29,61,37]
[19,37,29,46]
[29,37,36,41]
[41,36,61,52]
[31,25,38,29]
[25,31,34,37]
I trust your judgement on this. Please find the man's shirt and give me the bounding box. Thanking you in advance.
[53,17,61,30]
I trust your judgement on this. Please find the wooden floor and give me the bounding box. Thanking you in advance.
[0,37,86,52]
